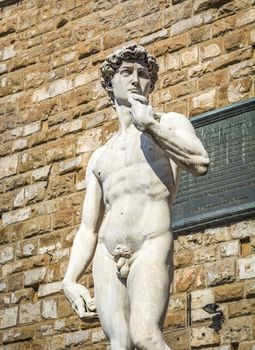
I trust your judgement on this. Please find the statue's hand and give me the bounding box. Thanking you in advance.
[128,94,155,131]
[62,281,97,319]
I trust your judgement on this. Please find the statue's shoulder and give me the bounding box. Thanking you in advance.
[86,145,106,174]
[157,111,194,132]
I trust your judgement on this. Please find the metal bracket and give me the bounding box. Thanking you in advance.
[203,303,225,332]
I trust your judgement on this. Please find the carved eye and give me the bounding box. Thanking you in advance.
[120,69,132,77]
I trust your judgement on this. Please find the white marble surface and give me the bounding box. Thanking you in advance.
[63,44,209,350]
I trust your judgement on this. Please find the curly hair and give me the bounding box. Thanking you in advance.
[100,44,159,106]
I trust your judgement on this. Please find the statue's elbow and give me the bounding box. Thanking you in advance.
[194,154,210,176]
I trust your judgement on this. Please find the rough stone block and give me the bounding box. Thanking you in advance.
[19,148,45,173]
[193,245,218,264]
[32,165,51,181]
[0,245,13,265]
[230,220,255,239]
[140,29,168,46]
[76,128,102,154]
[164,310,186,329]
[236,8,255,27]
[239,256,255,280]
[38,281,62,297]
[20,215,52,239]
[214,282,244,302]
[165,328,190,350]
[2,208,31,226]
[32,79,73,102]
[191,308,212,322]
[228,299,253,318]
[220,316,253,343]
[13,182,47,208]
[227,77,252,103]
[0,281,7,292]
[75,69,99,88]
[46,141,74,163]
[24,267,46,287]
[246,279,255,297]
[171,14,204,36]
[188,61,213,79]
[174,250,193,268]
[169,293,187,312]
[175,267,196,292]
[220,240,239,257]
[191,327,220,347]
[181,46,199,67]
[64,330,90,346]
[59,155,83,175]
[10,288,34,304]
[206,259,236,286]
[60,119,83,136]
[0,154,18,180]
[191,288,214,309]
[92,329,107,343]
[191,88,216,115]
[201,43,221,60]
[229,60,255,80]
[0,306,18,329]
[42,299,58,319]
[166,53,180,71]
[19,301,41,324]
[0,45,15,61]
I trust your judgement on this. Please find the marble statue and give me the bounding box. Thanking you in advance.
[62,44,209,350]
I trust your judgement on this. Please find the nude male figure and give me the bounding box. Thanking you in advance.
[62,44,209,350]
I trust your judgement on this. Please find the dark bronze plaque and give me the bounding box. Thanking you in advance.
[172,98,255,233]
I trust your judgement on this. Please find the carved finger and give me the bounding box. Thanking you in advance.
[131,94,148,105]
[74,297,87,318]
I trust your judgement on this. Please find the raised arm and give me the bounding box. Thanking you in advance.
[62,148,105,318]
[128,95,209,176]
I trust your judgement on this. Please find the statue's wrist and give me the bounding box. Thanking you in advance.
[144,117,157,132]
[62,278,76,285]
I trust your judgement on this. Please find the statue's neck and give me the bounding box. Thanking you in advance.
[115,104,137,134]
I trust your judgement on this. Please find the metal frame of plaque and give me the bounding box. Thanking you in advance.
[172,97,255,234]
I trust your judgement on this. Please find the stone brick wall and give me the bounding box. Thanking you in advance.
[0,0,254,349]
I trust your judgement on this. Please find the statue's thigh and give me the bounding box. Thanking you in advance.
[127,236,173,330]
[93,243,131,340]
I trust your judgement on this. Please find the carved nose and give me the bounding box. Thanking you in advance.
[131,71,139,84]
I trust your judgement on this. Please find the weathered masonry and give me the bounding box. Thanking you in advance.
[0,0,254,349]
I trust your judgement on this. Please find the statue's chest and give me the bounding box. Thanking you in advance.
[94,133,166,183]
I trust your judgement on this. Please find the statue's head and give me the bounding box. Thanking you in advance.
[100,44,159,106]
